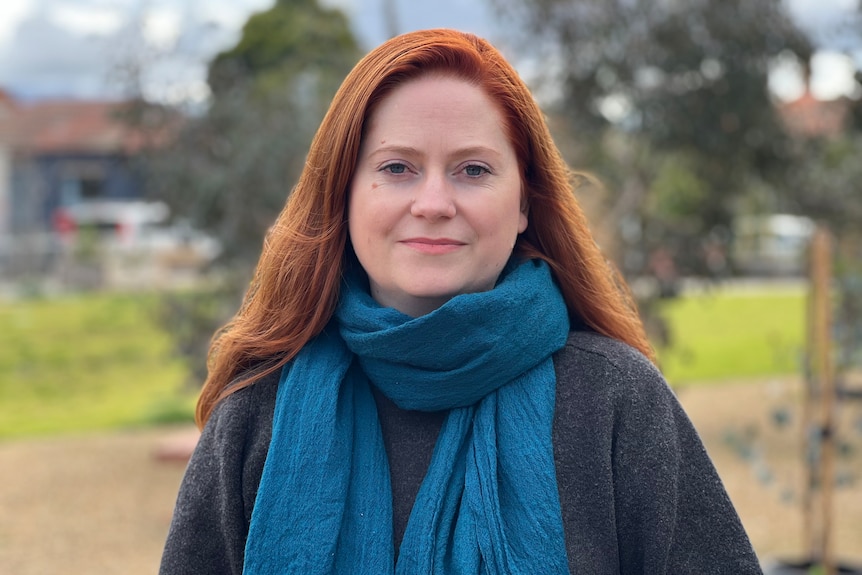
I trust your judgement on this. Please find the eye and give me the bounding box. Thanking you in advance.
[382,162,409,175]
[463,164,490,177]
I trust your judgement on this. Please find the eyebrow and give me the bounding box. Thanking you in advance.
[366,144,504,161]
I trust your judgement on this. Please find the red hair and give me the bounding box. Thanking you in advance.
[196,29,654,427]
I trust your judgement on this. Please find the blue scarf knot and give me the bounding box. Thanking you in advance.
[244,260,571,574]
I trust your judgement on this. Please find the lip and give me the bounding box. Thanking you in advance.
[400,237,466,255]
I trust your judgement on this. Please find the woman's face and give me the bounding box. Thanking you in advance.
[349,74,527,317]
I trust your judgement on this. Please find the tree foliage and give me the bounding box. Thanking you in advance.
[786,134,862,234]
[492,0,813,277]
[208,0,359,101]
[140,0,361,383]
[147,0,360,267]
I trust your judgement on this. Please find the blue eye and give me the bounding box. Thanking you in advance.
[464,164,490,177]
[383,163,408,174]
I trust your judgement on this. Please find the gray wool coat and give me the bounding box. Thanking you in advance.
[159,331,763,574]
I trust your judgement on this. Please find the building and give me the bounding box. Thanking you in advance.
[776,89,851,140]
[0,90,218,289]
[0,90,16,236]
[0,89,173,235]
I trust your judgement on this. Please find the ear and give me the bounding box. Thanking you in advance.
[518,186,529,233]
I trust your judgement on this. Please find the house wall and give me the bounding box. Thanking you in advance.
[11,152,144,233]
[0,143,9,235]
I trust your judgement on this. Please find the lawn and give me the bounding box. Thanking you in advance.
[0,292,196,440]
[656,284,807,386]
[0,284,808,439]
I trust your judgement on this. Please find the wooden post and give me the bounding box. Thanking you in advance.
[802,247,815,561]
[809,226,836,575]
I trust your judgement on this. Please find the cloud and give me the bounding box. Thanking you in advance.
[811,51,860,99]
[0,0,35,46]
[141,7,181,50]
[1,0,856,105]
[0,1,254,102]
[0,13,117,99]
[0,0,499,103]
[50,3,124,35]
[785,0,861,51]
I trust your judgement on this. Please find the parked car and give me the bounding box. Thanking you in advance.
[52,200,221,263]
[730,214,814,276]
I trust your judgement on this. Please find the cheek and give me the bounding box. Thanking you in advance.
[497,195,528,237]
[349,200,392,250]
[347,195,370,253]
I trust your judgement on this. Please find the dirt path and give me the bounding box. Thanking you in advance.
[0,426,196,575]
[1,378,860,574]
[677,377,862,567]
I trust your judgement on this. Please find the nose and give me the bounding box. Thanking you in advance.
[410,174,456,220]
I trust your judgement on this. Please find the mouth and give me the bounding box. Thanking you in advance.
[400,237,466,255]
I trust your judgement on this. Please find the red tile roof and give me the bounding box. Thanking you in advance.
[0,93,179,155]
[0,88,16,111]
[776,90,850,139]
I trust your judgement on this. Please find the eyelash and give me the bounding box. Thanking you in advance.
[379,163,491,177]
[381,162,410,175]
[463,164,491,177]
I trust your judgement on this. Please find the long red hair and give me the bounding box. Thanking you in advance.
[196,29,654,427]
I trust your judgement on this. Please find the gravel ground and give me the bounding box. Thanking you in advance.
[1,377,860,574]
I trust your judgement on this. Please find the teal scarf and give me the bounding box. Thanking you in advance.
[243,260,571,574]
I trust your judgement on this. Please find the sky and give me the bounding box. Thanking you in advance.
[0,0,859,106]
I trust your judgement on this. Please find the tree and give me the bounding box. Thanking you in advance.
[207,0,359,103]
[142,0,361,384]
[491,0,813,278]
[490,4,862,570]
[149,0,360,265]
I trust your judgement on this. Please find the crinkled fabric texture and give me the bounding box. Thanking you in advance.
[242,260,571,574]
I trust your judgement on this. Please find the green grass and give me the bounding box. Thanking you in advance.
[0,284,807,439]
[656,285,807,386]
[0,292,196,440]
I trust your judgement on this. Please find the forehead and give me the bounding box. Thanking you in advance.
[364,75,506,138]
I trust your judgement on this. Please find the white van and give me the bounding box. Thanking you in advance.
[731,214,815,276]
[53,200,220,262]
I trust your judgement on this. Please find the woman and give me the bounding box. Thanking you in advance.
[160,29,762,574]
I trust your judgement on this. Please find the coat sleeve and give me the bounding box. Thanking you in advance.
[159,377,276,575]
[553,332,763,575]
[608,344,763,574]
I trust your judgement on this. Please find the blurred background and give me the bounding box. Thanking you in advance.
[0,0,861,573]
